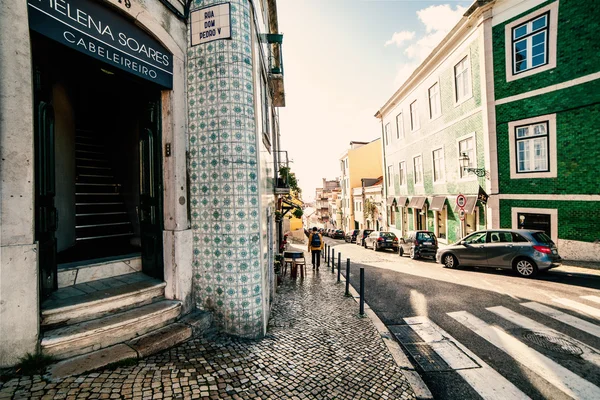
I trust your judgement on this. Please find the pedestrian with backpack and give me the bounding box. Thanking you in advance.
[308,227,323,270]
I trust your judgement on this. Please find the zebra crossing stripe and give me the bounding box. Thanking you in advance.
[487,306,600,368]
[581,295,600,305]
[521,302,600,339]
[448,311,600,400]
[404,316,529,400]
[553,298,600,319]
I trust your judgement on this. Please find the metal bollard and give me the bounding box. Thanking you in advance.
[326,245,329,266]
[324,244,327,259]
[331,249,335,273]
[337,253,341,282]
[345,259,350,296]
[359,268,365,316]
[331,248,335,270]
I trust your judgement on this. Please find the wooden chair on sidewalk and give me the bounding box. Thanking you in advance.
[293,256,307,279]
[282,257,294,278]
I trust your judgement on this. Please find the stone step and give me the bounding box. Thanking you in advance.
[127,323,192,358]
[41,278,166,327]
[58,256,142,288]
[45,311,213,380]
[46,325,192,380]
[41,300,182,360]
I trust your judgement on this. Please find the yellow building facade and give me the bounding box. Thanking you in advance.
[339,140,383,232]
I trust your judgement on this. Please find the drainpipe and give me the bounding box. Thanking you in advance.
[375,111,387,230]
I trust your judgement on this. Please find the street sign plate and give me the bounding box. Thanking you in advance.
[459,209,466,221]
[456,194,466,208]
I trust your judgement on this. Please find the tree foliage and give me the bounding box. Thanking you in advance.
[279,166,302,199]
[364,198,378,219]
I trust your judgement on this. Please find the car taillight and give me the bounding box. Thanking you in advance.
[414,240,419,246]
[393,237,398,241]
[533,245,552,254]
[377,237,383,242]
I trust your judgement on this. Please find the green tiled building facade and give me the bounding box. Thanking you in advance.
[491,0,600,261]
[377,2,493,245]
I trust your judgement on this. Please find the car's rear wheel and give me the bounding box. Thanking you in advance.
[514,258,538,278]
[410,248,419,260]
[443,253,457,269]
[399,247,404,257]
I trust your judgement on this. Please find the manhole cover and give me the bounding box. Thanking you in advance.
[388,325,423,344]
[403,343,452,372]
[521,330,583,356]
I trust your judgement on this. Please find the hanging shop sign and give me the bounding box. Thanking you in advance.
[477,186,489,204]
[190,3,232,46]
[27,0,173,88]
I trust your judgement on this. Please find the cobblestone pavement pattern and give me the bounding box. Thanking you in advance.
[0,252,416,400]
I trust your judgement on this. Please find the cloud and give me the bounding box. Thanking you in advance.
[417,4,466,34]
[404,29,448,61]
[390,4,467,87]
[393,62,419,88]
[384,30,416,47]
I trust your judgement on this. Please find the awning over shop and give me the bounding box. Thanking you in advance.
[454,195,477,214]
[397,196,408,207]
[429,196,446,211]
[386,196,397,206]
[407,196,426,209]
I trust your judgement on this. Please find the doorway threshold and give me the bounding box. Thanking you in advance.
[57,253,142,288]
[58,253,141,271]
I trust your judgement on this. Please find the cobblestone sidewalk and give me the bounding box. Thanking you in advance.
[0,251,416,400]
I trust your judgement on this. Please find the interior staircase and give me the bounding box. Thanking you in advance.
[75,128,133,244]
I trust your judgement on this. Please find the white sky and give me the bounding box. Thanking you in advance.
[276,0,470,201]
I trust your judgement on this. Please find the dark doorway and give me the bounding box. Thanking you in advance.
[32,33,164,282]
[518,212,552,238]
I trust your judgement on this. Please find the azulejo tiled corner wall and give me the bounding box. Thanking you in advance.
[187,0,269,337]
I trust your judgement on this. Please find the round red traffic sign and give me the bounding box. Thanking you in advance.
[456,194,467,208]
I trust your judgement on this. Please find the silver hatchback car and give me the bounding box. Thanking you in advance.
[436,229,562,278]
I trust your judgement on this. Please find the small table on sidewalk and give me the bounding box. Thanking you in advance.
[283,251,306,279]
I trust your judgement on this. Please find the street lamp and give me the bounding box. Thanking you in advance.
[459,152,488,178]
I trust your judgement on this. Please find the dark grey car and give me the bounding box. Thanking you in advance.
[436,229,562,277]
[399,230,438,260]
[365,231,399,252]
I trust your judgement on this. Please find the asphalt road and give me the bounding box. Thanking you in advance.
[323,237,600,400]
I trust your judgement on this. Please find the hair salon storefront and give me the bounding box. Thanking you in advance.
[0,0,191,367]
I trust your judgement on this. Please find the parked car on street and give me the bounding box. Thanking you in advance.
[332,229,345,239]
[345,229,360,243]
[436,229,562,278]
[356,229,374,247]
[399,231,438,260]
[365,231,399,252]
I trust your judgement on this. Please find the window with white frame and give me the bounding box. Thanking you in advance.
[508,114,556,179]
[432,148,445,182]
[396,113,404,139]
[387,165,394,186]
[410,101,419,131]
[428,83,441,118]
[413,156,423,184]
[505,3,558,82]
[458,137,475,178]
[515,121,549,173]
[454,56,471,102]
[399,161,406,186]
[512,13,549,75]
[384,123,391,145]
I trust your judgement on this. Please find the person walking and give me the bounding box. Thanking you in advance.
[308,227,323,270]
